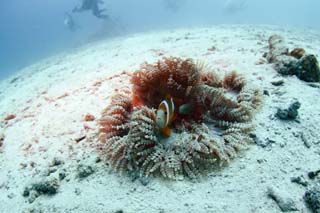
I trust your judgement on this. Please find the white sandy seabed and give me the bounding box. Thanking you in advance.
[0,25,319,213]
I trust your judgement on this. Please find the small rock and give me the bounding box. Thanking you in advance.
[59,169,67,180]
[74,188,81,195]
[9,77,19,84]
[306,82,320,88]
[95,156,102,163]
[255,58,266,65]
[20,163,27,169]
[207,46,216,51]
[76,164,95,179]
[257,159,267,164]
[276,109,290,120]
[271,80,284,86]
[296,55,320,82]
[50,157,64,167]
[75,135,86,143]
[84,114,95,122]
[28,191,40,204]
[304,185,320,213]
[291,176,308,187]
[290,48,306,59]
[263,90,270,96]
[266,35,289,63]
[263,52,268,58]
[250,134,274,148]
[0,133,4,142]
[267,186,298,212]
[7,193,15,199]
[300,132,312,148]
[279,142,286,148]
[4,114,16,121]
[0,133,4,150]
[266,138,276,146]
[308,170,320,179]
[139,177,150,186]
[44,167,57,176]
[22,187,30,197]
[276,101,301,120]
[23,178,60,203]
[31,178,59,195]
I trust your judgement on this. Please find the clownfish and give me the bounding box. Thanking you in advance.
[156,95,176,137]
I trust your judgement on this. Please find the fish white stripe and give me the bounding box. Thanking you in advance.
[160,100,170,126]
[170,98,175,114]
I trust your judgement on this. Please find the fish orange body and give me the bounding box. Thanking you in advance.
[156,95,176,137]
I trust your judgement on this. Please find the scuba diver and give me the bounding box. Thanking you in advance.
[64,12,79,32]
[223,0,248,14]
[73,0,109,20]
[163,0,185,12]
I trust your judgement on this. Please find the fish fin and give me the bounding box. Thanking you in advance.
[162,127,171,138]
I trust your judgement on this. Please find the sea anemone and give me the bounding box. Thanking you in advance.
[98,57,262,179]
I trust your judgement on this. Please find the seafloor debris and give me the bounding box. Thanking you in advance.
[267,186,298,212]
[98,57,262,179]
[75,135,86,143]
[4,114,16,121]
[23,178,60,203]
[0,132,4,147]
[76,164,95,178]
[304,185,320,213]
[308,170,320,180]
[250,133,275,148]
[50,157,64,167]
[291,176,308,187]
[84,114,95,122]
[265,34,320,82]
[275,101,301,120]
[271,79,284,86]
[290,48,305,59]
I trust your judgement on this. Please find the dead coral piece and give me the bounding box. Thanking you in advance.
[76,164,95,179]
[266,35,289,63]
[267,186,298,212]
[0,132,4,151]
[304,185,320,213]
[290,48,305,59]
[99,57,262,179]
[276,101,301,121]
[75,135,86,143]
[84,114,95,122]
[308,170,320,179]
[4,114,16,121]
[266,34,320,82]
[23,178,60,203]
[0,132,4,143]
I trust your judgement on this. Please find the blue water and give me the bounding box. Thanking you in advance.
[0,0,319,80]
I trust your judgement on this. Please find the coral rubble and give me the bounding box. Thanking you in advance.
[275,101,301,121]
[265,34,320,82]
[98,57,262,179]
[304,185,320,213]
[23,178,60,203]
[267,186,298,212]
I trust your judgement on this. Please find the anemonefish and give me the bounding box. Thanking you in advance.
[156,95,176,137]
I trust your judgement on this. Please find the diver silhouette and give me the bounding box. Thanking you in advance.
[64,12,79,32]
[73,0,109,20]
